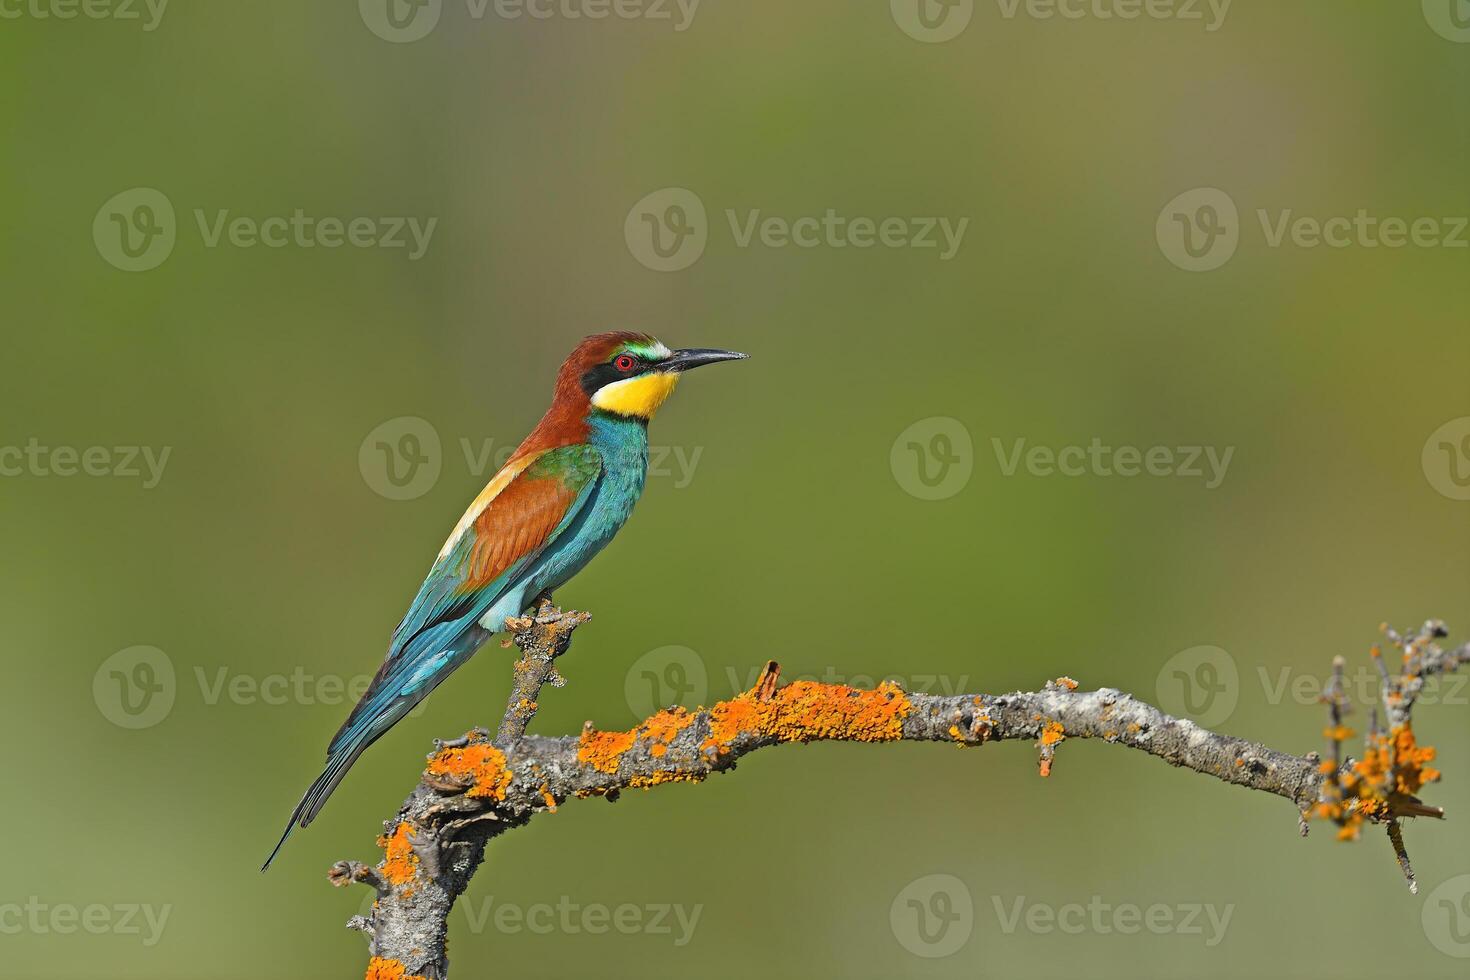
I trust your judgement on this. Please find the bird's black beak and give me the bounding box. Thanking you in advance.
[659,348,749,373]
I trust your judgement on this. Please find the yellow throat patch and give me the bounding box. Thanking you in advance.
[591,372,681,418]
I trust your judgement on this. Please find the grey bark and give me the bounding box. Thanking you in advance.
[331,607,1466,979]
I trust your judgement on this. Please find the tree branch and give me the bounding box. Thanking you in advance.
[333,610,1467,980]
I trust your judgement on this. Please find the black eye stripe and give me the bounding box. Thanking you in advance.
[580,356,652,397]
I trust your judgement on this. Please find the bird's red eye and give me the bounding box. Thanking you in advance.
[614,354,637,372]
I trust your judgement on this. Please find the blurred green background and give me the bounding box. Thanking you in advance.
[2,2,1468,977]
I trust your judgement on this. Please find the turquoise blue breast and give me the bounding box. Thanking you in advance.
[525,411,649,595]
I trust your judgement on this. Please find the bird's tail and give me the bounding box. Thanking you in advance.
[262,626,488,871]
[261,726,380,872]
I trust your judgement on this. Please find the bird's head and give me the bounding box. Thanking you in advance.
[559,331,747,421]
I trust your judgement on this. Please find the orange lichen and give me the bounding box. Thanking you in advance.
[1315,721,1442,839]
[628,768,704,789]
[577,707,698,773]
[1036,721,1066,778]
[426,742,513,800]
[577,727,638,773]
[1055,676,1079,691]
[1361,724,1440,796]
[641,706,697,748]
[701,681,910,755]
[365,956,427,980]
[540,785,558,811]
[377,822,419,886]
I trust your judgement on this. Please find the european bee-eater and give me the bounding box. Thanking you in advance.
[264,332,746,869]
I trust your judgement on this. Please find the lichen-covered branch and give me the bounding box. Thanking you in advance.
[333,613,1467,980]
[1308,620,1465,892]
[494,602,588,743]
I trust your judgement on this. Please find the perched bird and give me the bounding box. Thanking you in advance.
[264,332,746,869]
